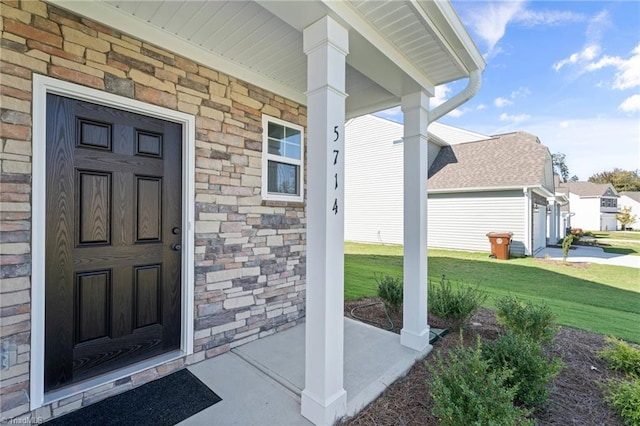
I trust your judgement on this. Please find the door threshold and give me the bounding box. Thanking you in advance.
[43,350,185,406]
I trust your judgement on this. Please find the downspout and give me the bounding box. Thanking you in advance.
[429,69,482,121]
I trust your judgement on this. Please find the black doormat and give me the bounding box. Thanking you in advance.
[46,369,221,425]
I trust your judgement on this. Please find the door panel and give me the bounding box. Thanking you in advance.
[45,94,182,392]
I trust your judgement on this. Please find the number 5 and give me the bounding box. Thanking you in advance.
[333,126,339,142]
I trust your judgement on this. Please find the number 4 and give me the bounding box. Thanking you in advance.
[332,199,338,215]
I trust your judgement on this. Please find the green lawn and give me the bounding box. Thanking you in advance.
[588,231,640,256]
[598,240,640,256]
[592,231,640,241]
[344,242,640,343]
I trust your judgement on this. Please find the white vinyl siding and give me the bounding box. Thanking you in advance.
[428,191,527,256]
[345,115,443,245]
[345,117,405,245]
[568,194,601,231]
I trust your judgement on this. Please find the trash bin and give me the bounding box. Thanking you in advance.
[486,232,513,260]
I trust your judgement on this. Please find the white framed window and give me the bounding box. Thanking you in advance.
[262,115,304,202]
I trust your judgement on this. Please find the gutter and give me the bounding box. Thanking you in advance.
[429,69,482,122]
[428,184,553,196]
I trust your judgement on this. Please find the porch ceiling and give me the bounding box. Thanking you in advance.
[52,0,485,118]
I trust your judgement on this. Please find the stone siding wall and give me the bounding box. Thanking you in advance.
[0,0,306,421]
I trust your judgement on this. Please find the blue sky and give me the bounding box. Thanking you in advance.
[377,1,639,180]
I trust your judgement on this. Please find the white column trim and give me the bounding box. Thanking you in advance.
[400,90,431,352]
[301,16,349,426]
[30,75,195,409]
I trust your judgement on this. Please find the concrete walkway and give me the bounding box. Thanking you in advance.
[536,245,640,268]
[180,318,437,426]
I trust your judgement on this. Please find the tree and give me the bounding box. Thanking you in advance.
[552,153,570,182]
[569,175,579,182]
[588,168,640,192]
[616,206,637,231]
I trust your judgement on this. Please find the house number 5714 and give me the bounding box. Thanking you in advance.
[331,125,340,215]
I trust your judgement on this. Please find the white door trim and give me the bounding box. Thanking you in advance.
[31,75,196,410]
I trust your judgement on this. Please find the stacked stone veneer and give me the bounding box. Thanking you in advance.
[0,0,307,421]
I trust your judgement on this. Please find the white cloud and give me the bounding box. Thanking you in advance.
[461,0,526,55]
[552,10,609,71]
[494,97,513,108]
[510,87,531,99]
[458,1,585,57]
[586,44,640,90]
[555,43,640,97]
[619,94,640,113]
[476,104,487,110]
[499,113,531,123]
[514,10,585,27]
[553,44,601,71]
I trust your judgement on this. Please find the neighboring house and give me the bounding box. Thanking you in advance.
[345,115,556,256]
[618,192,640,230]
[0,1,484,424]
[344,115,486,247]
[557,182,620,231]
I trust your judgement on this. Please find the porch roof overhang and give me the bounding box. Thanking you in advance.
[52,0,485,118]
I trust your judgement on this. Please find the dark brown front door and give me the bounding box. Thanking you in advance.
[45,94,182,392]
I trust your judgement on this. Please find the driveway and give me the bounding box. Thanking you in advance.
[536,245,640,269]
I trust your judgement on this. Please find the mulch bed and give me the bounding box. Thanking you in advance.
[341,298,625,425]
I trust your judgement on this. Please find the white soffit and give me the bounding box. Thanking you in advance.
[51,0,483,114]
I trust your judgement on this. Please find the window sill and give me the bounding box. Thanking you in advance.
[262,199,306,208]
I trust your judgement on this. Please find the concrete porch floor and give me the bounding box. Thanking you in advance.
[180,318,438,426]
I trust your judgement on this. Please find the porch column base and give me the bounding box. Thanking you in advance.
[401,327,431,352]
[301,388,347,426]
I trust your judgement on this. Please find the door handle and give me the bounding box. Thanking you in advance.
[171,243,181,251]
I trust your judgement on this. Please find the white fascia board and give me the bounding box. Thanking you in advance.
[51,0,307,105]
[322,0,435,95]
[428,185,555,196]
[428,185,528,194]
[531,185,555,198]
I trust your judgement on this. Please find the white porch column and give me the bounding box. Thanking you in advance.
[301,16,349,426]
[401,91,431,351]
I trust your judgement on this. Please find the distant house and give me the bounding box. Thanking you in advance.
[619,192,640,229]
[557,182,620,231]
[344,115,556,256]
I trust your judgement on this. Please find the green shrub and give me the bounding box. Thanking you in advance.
[562,234,575,261]
[427,338,534,426]
[495,295,559,343]
[602,378,640,426]
[428,275,488,323]
[482,332,564,407]
[375,273,403,314]
[599,336,640,378]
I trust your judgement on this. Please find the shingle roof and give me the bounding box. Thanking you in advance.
[427,132,551,190]
[556,181,617,197]
[620,191,640,202]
